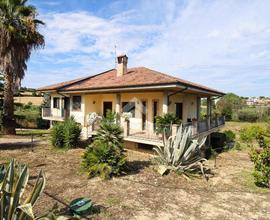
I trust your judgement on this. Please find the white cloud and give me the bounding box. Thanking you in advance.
[25,0,270,96]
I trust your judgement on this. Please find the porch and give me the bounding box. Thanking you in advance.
[88,115,225,146]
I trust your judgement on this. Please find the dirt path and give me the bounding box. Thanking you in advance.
[0,136,269,219]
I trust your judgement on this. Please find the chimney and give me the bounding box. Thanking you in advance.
[117,54,128,76]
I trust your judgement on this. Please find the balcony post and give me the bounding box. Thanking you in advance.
[171,124,178,137]
[196,97,201,121]
[124,120,130,137]
[207,117,211,130]
[207,97,212,117]
[207,97,212,130]
[192,119,198,135]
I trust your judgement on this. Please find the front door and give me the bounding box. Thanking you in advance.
[175,102,183,120]
[103,101,112,116]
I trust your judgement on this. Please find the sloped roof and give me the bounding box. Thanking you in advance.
[38,67,225,95]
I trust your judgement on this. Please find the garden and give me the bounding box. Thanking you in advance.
[0,112,269,219]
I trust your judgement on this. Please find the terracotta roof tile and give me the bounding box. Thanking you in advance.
[38,67,224,95]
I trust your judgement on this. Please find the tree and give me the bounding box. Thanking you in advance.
[0,0,44,134]
[0,73,3,126]
[216,93,243,120]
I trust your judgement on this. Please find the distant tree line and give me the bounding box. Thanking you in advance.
[216,93,270,122]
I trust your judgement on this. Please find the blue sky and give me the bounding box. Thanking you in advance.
[25,0,270,97]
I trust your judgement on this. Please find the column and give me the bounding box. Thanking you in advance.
[207,97,211,129]
[115,93,121,123]
[196,97,201,120]
[163,91,169,114]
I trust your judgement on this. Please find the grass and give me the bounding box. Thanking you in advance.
[220,121,268,149]
[16,128,50,136]
[105,197,121,206]
[236,170,269,193]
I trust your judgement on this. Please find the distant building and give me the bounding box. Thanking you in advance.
[246,97,270,106]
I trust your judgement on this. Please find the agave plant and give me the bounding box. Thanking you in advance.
[0,159,46,220]
[154,124,207,176]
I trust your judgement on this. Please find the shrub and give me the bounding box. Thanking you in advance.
[223,130,236,142]
[81,111,126,179]
[51,117,81,148]
[51,122,64,147]
[240,125,265,142]
[82,140,126,179]
[250,136,270,188]
[63,117,82,148]
[155,113,181,137]
[238,109,258,122]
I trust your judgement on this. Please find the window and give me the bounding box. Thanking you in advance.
[122,102,135,117]
[53,97,60,109]
[72,96,81,111]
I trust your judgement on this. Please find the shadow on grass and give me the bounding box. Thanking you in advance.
[52,203,104,219]
[0,141,40,150]
[124,160,151,176]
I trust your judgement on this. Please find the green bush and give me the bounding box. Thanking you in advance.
[63,117,82,148]
[238,109,258,122]
[82,140,126,179]
[81,111,126,179]
[240,126,265,142]
[223,130,236,142]
[51,122,64,147]
[51,117,81,148]
[250,136,270,188]
[155,113,181,137]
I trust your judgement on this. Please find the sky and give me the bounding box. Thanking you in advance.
[24,0,270,97]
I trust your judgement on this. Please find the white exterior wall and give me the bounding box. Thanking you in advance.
[70,94,85,126]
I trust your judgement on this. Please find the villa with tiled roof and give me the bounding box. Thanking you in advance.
[39,55,225,146]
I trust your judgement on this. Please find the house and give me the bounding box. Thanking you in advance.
[38,55,225,147]
[246,97,270,106]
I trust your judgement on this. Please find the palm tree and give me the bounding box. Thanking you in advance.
[0,0,44,134]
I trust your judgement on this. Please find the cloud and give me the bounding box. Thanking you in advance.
[25,0,270,96]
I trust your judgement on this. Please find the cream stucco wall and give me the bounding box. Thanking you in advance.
[168,93,197,122]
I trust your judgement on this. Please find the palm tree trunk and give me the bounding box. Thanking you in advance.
[2,72,16,134]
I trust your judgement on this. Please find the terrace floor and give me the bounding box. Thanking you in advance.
[0,135,269,219]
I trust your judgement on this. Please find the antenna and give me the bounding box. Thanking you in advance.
[114,45,117,69]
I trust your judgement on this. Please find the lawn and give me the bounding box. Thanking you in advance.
[221,121,268,148]
[0,130,269,219]
[15,128,50,136]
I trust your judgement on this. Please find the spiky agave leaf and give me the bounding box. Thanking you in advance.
[154,124,207,176]
[0,159,46,220]
[8,164,29,219]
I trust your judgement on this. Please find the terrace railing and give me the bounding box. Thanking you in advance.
[41,107,69,120]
